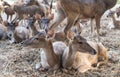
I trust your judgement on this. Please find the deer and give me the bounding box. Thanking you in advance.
[23,0,53,17]
[3,17,31,43]
[0,23,8,40]
[107,10,120,29]
[13,4,45,21]
[2,1,15,22]
[61,31,108,73]
[26,13,54,36]
[0,1,4,23]
[48,0,117,41]
[40,29,108,73]
[21,31,96,70]
[26,15,41,37]
[116,6,120,18]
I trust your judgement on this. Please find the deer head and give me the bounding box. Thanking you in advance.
[3,21,18,40]
[67,31,97,55]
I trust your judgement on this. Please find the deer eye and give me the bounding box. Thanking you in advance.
[35,38,39,40]
[79,42,83,44]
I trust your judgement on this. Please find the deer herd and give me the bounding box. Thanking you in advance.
[0,0,119,73]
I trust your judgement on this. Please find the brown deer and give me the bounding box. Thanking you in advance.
[22,30,96,71]
[49,0,117,41]
[107,10,120,29]
[13,4,45,21]
[62,31,108,73]
[2,3,15,21]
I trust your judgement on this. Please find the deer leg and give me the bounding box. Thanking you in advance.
[49,7,66,30]
[78,64,91,73]
[76,21,82,34]
[50,15,65,30]
[0,15,2,23]
[64,15,78,35]
[7,15,9,21]
[90,18,94,40]
[95,17,101,42]
[96,61,108,67]
[10,15,12,22]
[97,55,108,67]
[91,18,94,34]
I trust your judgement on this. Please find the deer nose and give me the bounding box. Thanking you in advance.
[9,34,12,37]
[21,41,25,45]
[26,26,29,29]
[92,49,97,55]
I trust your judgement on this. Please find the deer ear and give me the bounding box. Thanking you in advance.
[14,22,19,27]
[3,21,8,27]
[48,13,54,20]
[46,29,55,40]
[67,30,74,41]
[35,13,41,20]
[23,14,28,19]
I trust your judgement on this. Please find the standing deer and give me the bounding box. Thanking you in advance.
[13,4,45,21]
[49,0,117,41]
[2,1,15,22]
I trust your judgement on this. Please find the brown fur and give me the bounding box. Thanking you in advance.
[49,0,117,41]
[63,31,108,73]
[13,4,45,21]
[22,30,96,71]
[2,1,15,21]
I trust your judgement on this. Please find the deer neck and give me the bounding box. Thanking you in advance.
[43,40,59,68]
[63,42,76,68]
[31,25,39,35]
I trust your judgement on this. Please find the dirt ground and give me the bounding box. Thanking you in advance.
[0,8,120,77]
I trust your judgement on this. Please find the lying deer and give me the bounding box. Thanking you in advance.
[49,0,117,41]
[22,30,96,71]
[107,10,120,29]
[3,19,30,43]
[0,23,8,40]
[26,13,54,35]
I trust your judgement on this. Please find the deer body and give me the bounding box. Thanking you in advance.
[13,4,45,21]
[50,0,117,41]
[14,26,30,43]
[72,42,108,73]
[22,31,96,71]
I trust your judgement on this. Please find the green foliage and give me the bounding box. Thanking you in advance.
[118,0,120,4]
